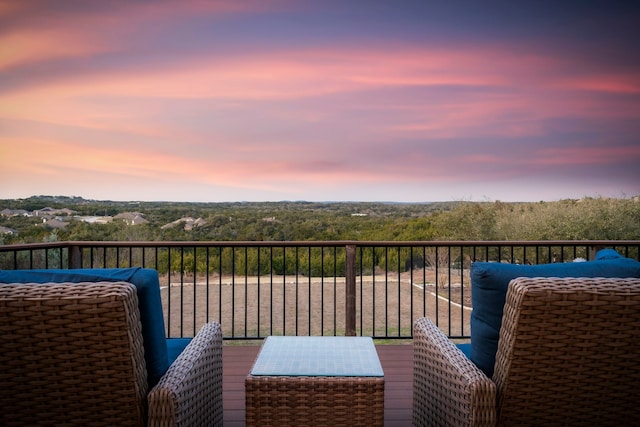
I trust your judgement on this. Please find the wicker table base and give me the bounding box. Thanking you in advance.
[245,336,384,427]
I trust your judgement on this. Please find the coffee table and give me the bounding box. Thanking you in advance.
[245,336,385,426]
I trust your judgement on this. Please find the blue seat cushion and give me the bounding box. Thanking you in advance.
[470,250,640,378]
[0,267,169,389]
[167,338,192,366]
[456,343,472,360]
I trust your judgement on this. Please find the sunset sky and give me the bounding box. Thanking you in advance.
[2,0,639,203]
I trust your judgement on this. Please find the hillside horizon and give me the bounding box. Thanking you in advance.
[4,194,638,206]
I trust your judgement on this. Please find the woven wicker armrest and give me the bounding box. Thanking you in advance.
[0,281,148,427]
[148,322,223,427]
[413,317,496,427]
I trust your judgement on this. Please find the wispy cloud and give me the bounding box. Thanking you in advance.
[1,0,638,202]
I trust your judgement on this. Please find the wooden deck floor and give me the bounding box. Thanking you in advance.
[223,343,413,426]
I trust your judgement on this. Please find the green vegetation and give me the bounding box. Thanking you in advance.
[1,195,639,245]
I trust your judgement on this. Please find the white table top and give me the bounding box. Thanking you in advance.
[250,336,384,377]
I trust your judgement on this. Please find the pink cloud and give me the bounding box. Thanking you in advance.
[2,2,638,202]
[0,0,288,70]
[5,43,617,124]
[0,29,107,70]
[551,75,640,96]
[535,145,640,166]
[3,133,350,195]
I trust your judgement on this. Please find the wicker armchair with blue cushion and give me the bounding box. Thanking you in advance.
[0,268,223,427]
[413,250,640,426]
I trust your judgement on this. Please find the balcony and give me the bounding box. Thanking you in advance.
[2,240,639,425]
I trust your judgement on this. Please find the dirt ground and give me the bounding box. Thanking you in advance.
[159,269,472,341]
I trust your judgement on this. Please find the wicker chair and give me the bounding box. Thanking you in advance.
[0,281,223,427]
[413,277,640,426]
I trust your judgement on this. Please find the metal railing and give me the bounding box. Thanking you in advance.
[1,240,638,340]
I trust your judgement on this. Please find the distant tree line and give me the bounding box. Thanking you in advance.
[2,196,638,274]
[1,196,638,245]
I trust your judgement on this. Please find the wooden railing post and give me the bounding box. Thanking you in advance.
[345,244,356,336]
[68,244,81,269]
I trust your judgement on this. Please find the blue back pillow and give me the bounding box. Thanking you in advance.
[470,250,640,378]
[0,267,169,389]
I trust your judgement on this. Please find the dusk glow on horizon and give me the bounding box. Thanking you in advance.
[2,0,639,203]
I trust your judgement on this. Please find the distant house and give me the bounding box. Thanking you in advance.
[76,216,113,224]
[188,217,206,230]
[42,218,68,229]
[114,212,149,226]
[0,209,29,217]
[34,207,76,217]
[161,217,206,231]
[0,226,18,235]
